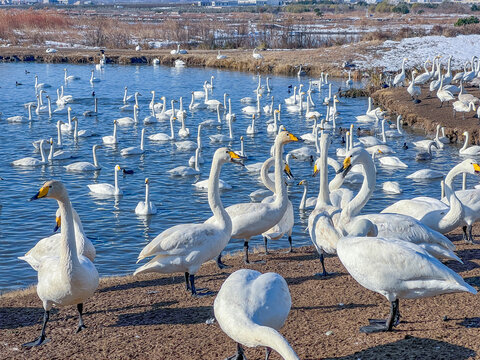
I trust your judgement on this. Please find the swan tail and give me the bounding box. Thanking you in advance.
[419,243,463,264]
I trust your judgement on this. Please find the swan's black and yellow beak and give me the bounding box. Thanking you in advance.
[30,185,49,201]
[473,163,480,174]
[298,180,305,186]
[337,156,352,178]
[284,164,294,179]
[287,132,300,142]
[312,163,319,177]
[229,151,246,166]
[53,216,61,232]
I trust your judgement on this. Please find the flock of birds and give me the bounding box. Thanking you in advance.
[397,55,480,120]
[5,56,480,360]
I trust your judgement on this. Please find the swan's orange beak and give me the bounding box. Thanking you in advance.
[30,185,49,201]
[229,151,246,166]
[284,164,294,179]
[287,133,299,142]
[473,163,480,174]
[312,163,319,177]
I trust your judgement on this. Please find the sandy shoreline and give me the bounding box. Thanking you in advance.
[1,224,479,360]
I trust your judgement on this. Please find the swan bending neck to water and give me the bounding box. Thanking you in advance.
[214,269,299,360]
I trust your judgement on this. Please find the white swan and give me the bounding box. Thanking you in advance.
[214,269,299,360]
[149,115,175,141]
[378,152,408,168]
[90,69,100,84]
[24,181,98,347]
[135,178,157,215]
[382,159,480,234]
[206,131,299,264]
[7,103,33,123]
[246,114,257,135]
[242,93,261,114]
[65,145,101,172]
[252,48,263,60]
[178,115,190,138]
[134,148,243,295]
[406,169,444,180]
[298,179,316,210]
[87,165,122,196]
[436,75,454,107]
[393,57,407,87]
[12,139,47,166]
[216,50,227,59]
[382,181,402,194]
[19,207,96,271]
[102,120,118,145]
[415,141,438,161]
[64,68,80,82]
[73,117,95,139]
[121,128,145,156]
[48,138,75,161]
[116,105,139,126]
[168,148,201,177]
[204,87,222,109]
[384,115,403,138]
[453,101,476,120]
[337,223,476,333]
[226,98,236,122]
[459,131,480,156]
[209,115,233,143]
[408,70,421,102]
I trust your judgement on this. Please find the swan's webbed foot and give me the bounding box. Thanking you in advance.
[226,343,247,360]
[360,322,391,333]
[216,253,231,269]
[413,99,421,104]
[360,299,399,333]
[23,310,50,347]
[314,252,332,277]
[189,274,214,297]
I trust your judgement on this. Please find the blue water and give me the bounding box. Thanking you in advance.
[0,62,471,292]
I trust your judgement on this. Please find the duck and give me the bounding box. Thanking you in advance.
[24,181,98,347]
[19,206,96,271]
[65,145,102,172]
[134,148,243,295]
[135,178,157,215]
[120,128,145,156]
[337,219,476,333]
[214,269,299,360]
[12,140,48,167]
[207,131,299,264]
[87,165,122,196]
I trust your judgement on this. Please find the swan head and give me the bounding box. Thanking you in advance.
[115,165,121,172]
[463,131,469,137]
[298,179,308,186]
[145,178,149,184]
[312,159,320,177]
[276,130,300,146]
[284,163,294,179]
[30,180,68,202]
[214,147,245,166]
[460,159,480,175]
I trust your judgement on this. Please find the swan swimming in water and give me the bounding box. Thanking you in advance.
[88,165,122,196]
[65,145,101,172]
[12,139,48,167]
[135,178,157,215]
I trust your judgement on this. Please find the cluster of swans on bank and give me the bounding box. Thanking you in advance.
[7,66,480,359]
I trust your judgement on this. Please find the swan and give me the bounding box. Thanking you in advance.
[121,128,145,156]
[407,169,444,180]
[408,70,421,102]
[19,207,95,271]
[48,138,75,161]
[382,181,402,194]
[88,165,122,196]
[12,139,47,166]
[24,181,98,347]
[116,105,139,126]
[149,90,163,112]
[345,70,353,87]
[393,58,407,87]
[64,68,80,82]
[59,106,74,133]
[412,59,433,85]
[378,153,408,168]
[242,93,261,114]
[209,115,233,143]
[65,145,101,172]
[436,75,454,107]
[89,69,100,84]
[459,131,480,156]
[35,91,50,115]
[334,148,460,262]
[135,178,157,215]
[267,109,280,134]
[120,91,141,111]
[34,75,51,90]
[438,126,449,144]
[200,103,222,127]
[206,131,300,264]
[323,83,332,105]
[226,98,236,122]
[298,179,316,210]
[260,156,295,253]
[382,159,480,234]
[204,87,222,109]
[286,92,304,113]
[384,115,403,138]
[443,55,453,85]
[155,96,169,121]
[416,141,438,161]
[216,50,227,59]
[143,107,157,125]
[252,48,263,60]
[204,75,215,90]
[178,115,190,138]
[102,120,118,145]
[284,86,298,106]
[453,101,476,120]
[458,82,480,105]
[134,148,243,295]
[189,91,206,111]
[263,96,274,115]
[149,116,175,142]
[7,103,33,123]
[83,98,99,117]
[214,269,299,360]
[365,97,385,119]
[305,99,321,120]
[337,222,476,333]
[73,117,95,139]
[246,114,258,135]
[168,148,201,177]
[412,124,443,149]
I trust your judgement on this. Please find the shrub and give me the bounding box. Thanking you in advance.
[454,16,479,27]
[472,4,479,11]
[392,3,410,14]
[375,1,393,13]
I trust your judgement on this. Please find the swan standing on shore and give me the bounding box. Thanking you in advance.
[24,181,98,347]
[393,58,407,87]
[134,148,244,295]
[214,269,299,360]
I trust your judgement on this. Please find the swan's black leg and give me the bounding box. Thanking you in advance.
[76,303,86,333]
[468,224,475,244]
[288,235,293,253]
[360,299,399,333]
[185,272,191,291]
[264,237,269,255]
[216,253,231,269]
[265,347,272,360]
[462,226,469,243]
[315,251,330,277]
[23,310,50,347]
[244,241,250,264]
[190,274,213,297]
[226,343,247,360]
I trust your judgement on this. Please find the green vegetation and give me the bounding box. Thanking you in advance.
[472,4,479,11]
[454,16,479,27]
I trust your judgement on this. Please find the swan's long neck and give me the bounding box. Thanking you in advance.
[228,117,233,139]
[161,97,166,114]
[134,106,138,123]
[134,93,139,106]
[207,156,231,231]
[461,132,470,151]
[248,325,299,360]
[150,92,155,107]
[260,157,276,192]
[381,119,386,143]
[190,93,194,108]
[240,137,244,156]
[217,105,221,123]
[140,129,145,150]
[197,125,202,150]
[397,116,402,134]
[314,126,320,154]
[145,182,150,205]
[440,162,468,231]
[367,97,372,113]
[179,97,184,112]
[435,125,440,141]
[39,141,46,163]
[462,172,467,191]
[114,167,119,193]
[94,98,98,113]
[57,195,80,270]
[67,108,72,126]
[315,134,331,208]
[401,59,406,74]
[340,152,376,227]
[427,142,434,156]
[299,182,307,210]
[170,117,175,139]
[256,94,261,113]
[194,148,200,172]
[92,146,99,168]
[47,97,52,118]
[57,121,63,146]
[28,104,32,120]
[74,120,78,140]
[228,98,232,115]
[273,137,288,210]
[113,122,117,141]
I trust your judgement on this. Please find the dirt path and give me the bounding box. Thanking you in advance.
[1,224,479,360]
